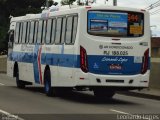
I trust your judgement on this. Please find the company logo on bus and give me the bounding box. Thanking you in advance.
[99,45,103,49]
[109,64,122,70]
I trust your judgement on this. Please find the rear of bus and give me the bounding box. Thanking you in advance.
[76,6,150,95]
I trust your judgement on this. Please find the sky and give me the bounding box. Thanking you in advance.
[55,0,160,37]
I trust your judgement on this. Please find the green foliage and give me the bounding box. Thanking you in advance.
[4,0,46,16]
[0,26,8,49]
[0,0,45,50]
[61,0,76,5]
[48,0,54,7]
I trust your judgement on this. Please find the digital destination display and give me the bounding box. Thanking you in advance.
[88,11,144,37]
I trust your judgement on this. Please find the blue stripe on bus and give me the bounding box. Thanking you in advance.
[33,45,40,84]
[9,51,150,75]
[41,53,78,68]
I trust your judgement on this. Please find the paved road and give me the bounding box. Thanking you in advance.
[0,74,160,120]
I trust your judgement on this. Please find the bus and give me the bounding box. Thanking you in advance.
[7,5,150,98]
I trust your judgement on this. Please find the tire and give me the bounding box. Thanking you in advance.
[44,70,53,96]
[93,88,115,99]
[16,72,25,89]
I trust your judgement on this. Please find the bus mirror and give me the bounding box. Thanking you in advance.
[8,41,13,48]
[9,31,14,42]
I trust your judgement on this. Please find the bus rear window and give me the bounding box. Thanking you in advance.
[87,10,144,37]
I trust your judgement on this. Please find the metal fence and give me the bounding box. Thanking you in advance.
[0,55,7,73]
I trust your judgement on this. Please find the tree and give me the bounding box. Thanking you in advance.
[4,0,46,16]
[48,0,54,7]
[61,0,76,5]
[77,0,86,5]
[0,0,46,51]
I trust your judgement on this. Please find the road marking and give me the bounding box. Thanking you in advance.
[0,109,24,120]
[38,92,45,95]
[110,109,129,114]
[0,83,5,86]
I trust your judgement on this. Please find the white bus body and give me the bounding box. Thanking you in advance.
[7,5,150,98]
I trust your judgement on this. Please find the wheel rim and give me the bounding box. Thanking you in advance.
[45,80,50,93]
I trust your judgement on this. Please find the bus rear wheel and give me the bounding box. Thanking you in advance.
[93,88,115,99]
[44,70,53,96]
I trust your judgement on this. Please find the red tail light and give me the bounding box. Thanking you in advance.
[85,6,92,9]
[141,49,149,74]
[80,46,88,73]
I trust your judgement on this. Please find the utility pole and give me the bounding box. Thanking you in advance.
[113,0,117,6]
[150,25,157,37]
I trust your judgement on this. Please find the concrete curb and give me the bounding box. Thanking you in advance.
[118,90,160,101]
[0,55,7,58]
[0,55,7,73]
[151,58,160,63]
[0,71,7,74]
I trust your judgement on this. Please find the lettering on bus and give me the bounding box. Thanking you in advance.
[104,51,128,56]
[96,13,121,19]
[103,45,133,49]
[45,47,51,52]
[128,14,139,22]
[100,45,133,49]
[101,57,128,64]
[21,44,34,52]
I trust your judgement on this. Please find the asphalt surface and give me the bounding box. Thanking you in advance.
[0,74,160,120]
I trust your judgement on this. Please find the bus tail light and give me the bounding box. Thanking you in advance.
[141,9,146,12]
[80,46,88,73]
[141,49,149,74]
[85,6,92,9]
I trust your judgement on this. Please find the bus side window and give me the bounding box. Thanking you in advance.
[26,22,30,44]
[72,16,78,44]
[29,21,35,44]
[66,16,73,44]
[45,19,53,44]
[42,20,47,44]
[19,22,23,43]
[37,20,43,44]
[55,17,62,44]
[15,22,21,43]
[61,17,66,44]
[51,19,56,44]
[34,21,38,44]
[46,19,52,44]
[22,22,27,44]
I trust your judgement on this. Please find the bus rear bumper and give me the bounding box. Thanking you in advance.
[75,70,150,89]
